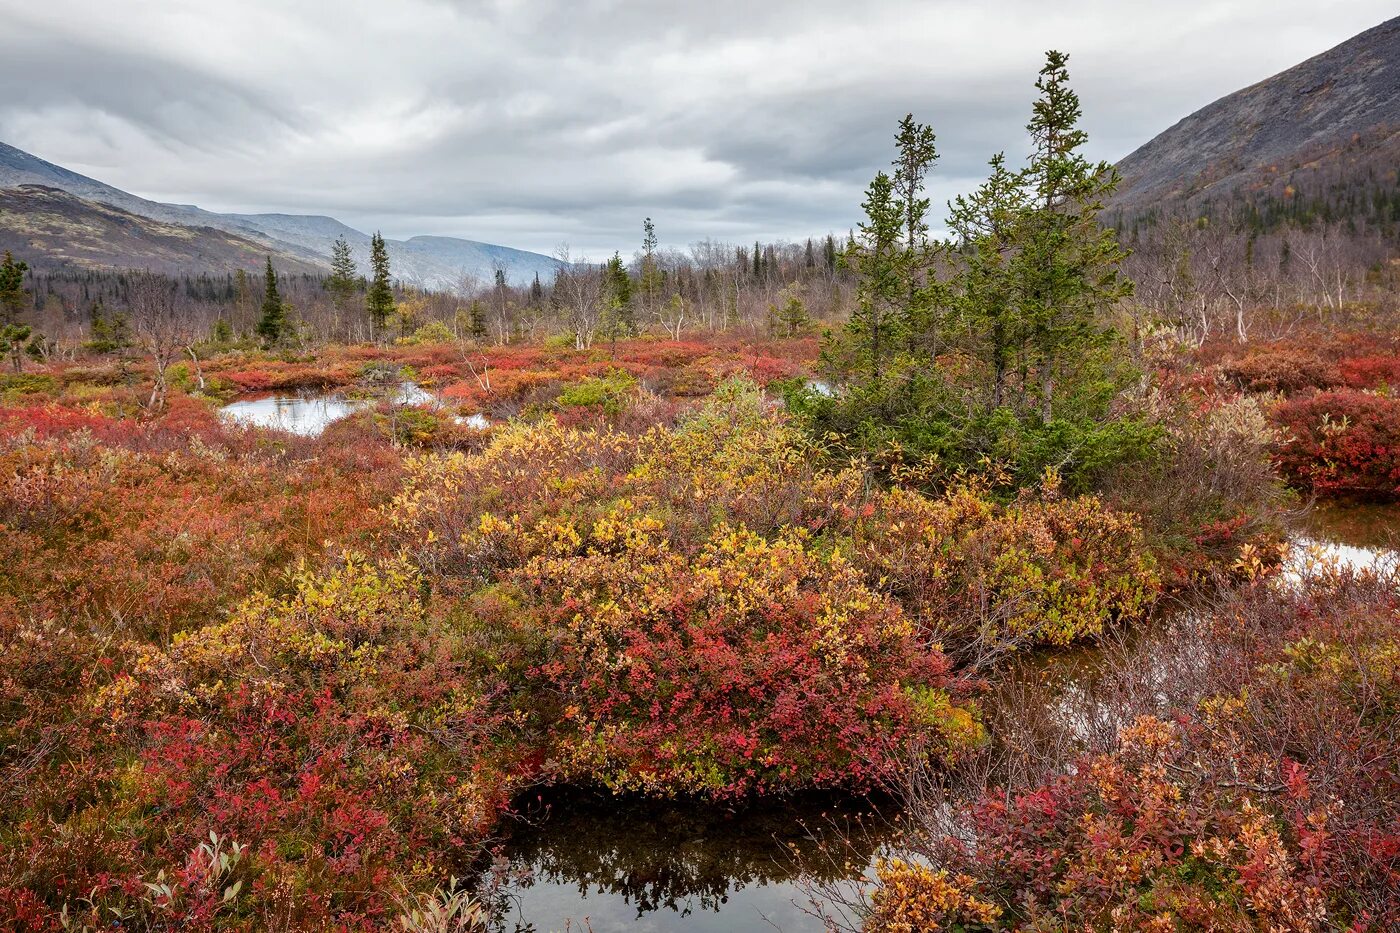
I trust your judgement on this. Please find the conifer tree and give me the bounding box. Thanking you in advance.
[639,217,662,319]
[366,232,395,338]
[1014,50,1132,423]
[326,236,358,311]
[844,171,905,384]
[0,251,28,325]
[602,252,634,339]
[256,257,287,345]
[947,153,1026,410]
[468,300,489,341]
[776,294,810,337]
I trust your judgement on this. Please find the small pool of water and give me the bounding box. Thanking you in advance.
[219,391,364,436]
[219,382,490,436]
[1289,502,1399,575]
[495,789,895,933]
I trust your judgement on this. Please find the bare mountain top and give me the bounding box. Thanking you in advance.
[0,141,563,287]
[1111,16,1400,225]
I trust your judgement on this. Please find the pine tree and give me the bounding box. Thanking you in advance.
[468,300,489,341]
[845,171,905,384]
[776,294,810,337]
[947,153,1026,410]
[326,235,358,311]
[1015,50,1131,424]
[639,217,662,319]
[0,251,28,325]
[256,257,287,345]
[366,232,395,338]
[602,252,634,339]
[85,299,129,353]
[889,115,940,350]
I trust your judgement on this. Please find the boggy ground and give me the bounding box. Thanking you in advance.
[0,332,1390,931]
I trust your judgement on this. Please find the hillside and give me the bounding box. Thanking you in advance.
[0,185,323,276]
[1110,15,1400,234]
[0,141,563,287]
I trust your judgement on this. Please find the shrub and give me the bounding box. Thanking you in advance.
[1223,347,1343,394]
[515,517,979,795]
[1272,389,1400,500]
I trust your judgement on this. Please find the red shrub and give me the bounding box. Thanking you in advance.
[1272,389,1400,499]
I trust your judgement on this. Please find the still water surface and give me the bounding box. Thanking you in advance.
[218,383,489,434]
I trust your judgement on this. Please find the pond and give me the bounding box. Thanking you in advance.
[493,788,897,933]
[218,382,490,435]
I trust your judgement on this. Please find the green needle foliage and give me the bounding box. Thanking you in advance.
[256,257,287,345]
[366,232,395,339]
[325,235,359,312]
[799,51,1158,492]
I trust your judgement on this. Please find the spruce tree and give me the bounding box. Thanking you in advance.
[845,171,905,384]
[326,235,358,311]
[0,251,28,325]
[1014,50,1132,424]
[366,232,395,338]
[947,153,1026,411]
[602,252,634,338]
[777,294,810,337]
[468,300,489,341]
[639,218,662,318]
[256,257,287,345]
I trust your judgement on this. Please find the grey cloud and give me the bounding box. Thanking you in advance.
[1,0,1396,256]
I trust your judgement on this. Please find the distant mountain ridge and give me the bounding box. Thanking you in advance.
[0,141,563,288]
[1109,16,1400,233]
[0,185,326,277]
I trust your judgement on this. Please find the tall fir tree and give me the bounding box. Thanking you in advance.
[255,257,287,345]
[0,251,28,325]
[366,232,395,338]
[947,153,1027,410]
[1014,50,1132,423]
[639,217,662,319]
[602,252,635,340]
[326,236,358,311]
[844,171,905,385]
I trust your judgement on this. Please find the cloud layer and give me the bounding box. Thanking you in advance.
[2,0,1394,255]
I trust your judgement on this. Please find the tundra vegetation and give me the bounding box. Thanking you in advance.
[0,51,1396,932]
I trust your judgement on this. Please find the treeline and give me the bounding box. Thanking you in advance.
[9,226,858,359]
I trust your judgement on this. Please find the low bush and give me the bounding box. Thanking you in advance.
[1272,388,1400,500]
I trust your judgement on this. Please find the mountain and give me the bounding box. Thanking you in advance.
[1109,16,1400,233]
[0,186,324,276]
[0,141,563,287]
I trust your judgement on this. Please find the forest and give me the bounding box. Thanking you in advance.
[0,52,1397,933]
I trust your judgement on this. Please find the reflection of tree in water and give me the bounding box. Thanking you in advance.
[500,787,898,919]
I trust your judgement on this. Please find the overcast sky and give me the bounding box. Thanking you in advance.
[1,0,1394,257]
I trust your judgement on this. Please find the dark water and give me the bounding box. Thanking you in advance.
[1301,501,1400,551]
[493,789,898,933]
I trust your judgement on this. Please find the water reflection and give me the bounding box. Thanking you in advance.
[218,382,492,436]
[218,391,363,436]
[496,788,896,933]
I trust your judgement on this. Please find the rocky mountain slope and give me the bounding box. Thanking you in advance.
[0,185,324,276]
[0,141,562,287]
[1110,16,1400,233]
